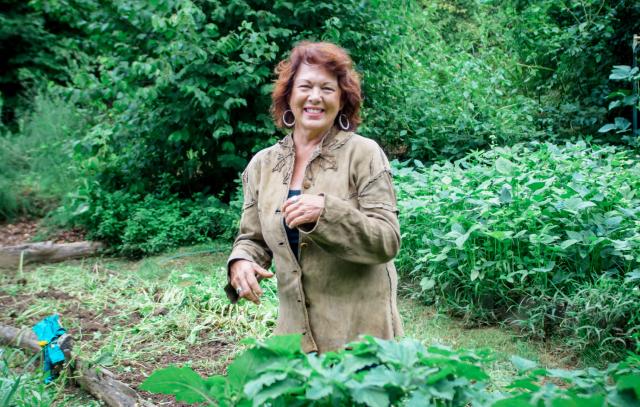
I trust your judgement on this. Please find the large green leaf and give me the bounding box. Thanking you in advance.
[349,383,390,407]
[140,365,215,404]
[510,356,537,372]
[495,157,515,175]
[617,374,640,398]
[251,378,304,407]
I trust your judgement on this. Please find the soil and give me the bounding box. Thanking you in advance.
[118,339,232,406]
[0,288,111,341]
[1,284,233,406]
[0,218,86,247]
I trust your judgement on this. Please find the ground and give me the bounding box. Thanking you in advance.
[0,218,85,246]
[1,238,579,406]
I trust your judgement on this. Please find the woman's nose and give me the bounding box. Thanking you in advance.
[308,86,321,101]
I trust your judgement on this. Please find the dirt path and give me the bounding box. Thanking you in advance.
[0,218,86,246]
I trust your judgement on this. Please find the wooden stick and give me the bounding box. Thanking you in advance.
[0,324,156,407]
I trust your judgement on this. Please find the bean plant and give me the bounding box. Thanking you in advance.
[141,334,640,406]
[394,141,640,353]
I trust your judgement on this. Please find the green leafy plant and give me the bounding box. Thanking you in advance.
[599,65,640,144]
[0,348,54,406]
[141,334,640,406]
[394,141,640,355]
[142,334,496,406]
[78,189,239,257]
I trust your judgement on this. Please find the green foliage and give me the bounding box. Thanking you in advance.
[0,0,78,125]
[79,190,238,257]
[498,0,640,139]
[599,65,640,145]
[560,278,640,357]
[0,348,54,406]
[327,0,543,160]
[34,0,367,199]
[395,141,640,353]
[0,92,87,221]
[142,334,496,406]
[141,334,640,406]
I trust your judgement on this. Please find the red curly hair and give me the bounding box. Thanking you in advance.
[271,41,362,131]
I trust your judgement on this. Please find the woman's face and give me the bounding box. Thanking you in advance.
[289,63,342,137]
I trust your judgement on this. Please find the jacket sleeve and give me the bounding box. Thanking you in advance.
[224,154,273,303]
[299,143,400,265]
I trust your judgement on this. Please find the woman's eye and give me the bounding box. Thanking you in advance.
[323,87,334,92]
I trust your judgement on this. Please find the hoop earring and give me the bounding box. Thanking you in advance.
[282,109,295,127]
[338,113,350,131]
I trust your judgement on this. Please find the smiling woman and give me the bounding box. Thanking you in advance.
[288,64,342,136]
[224,41,403,353]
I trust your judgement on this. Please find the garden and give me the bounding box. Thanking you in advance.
[1,0,640,406]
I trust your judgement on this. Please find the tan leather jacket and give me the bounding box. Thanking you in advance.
[225,129,403,353]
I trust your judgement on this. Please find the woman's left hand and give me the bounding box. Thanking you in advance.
[282,194,325,229]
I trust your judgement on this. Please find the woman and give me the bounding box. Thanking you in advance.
[225,41,403,353]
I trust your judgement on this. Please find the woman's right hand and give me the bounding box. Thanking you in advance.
[229,259,274,304]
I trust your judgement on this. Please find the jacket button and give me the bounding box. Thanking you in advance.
[303,180,311,189]
[300,242,308,249]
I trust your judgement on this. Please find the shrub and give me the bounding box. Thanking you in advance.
[599,65,640,145]
[0,92,87,221]
[498,0,640,140]
[330,0,544,161]
[80,189,238,257]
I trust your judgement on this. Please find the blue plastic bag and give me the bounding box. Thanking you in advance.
[32,315,67,383]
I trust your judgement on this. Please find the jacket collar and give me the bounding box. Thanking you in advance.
[278,127,351,153]
[273,127,353,184]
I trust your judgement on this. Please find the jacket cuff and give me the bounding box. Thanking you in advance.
[298,194,343,241]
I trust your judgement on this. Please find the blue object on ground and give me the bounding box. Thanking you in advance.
[32,315,67,383]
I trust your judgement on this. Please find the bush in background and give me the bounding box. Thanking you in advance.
[78,190,238,257]
[499,0,640,140]
[0,92,87,221]
[330,0,543,160]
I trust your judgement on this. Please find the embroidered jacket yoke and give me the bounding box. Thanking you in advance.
[225,130,404,353]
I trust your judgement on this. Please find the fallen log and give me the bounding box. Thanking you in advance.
[0,241,104,269]
[0,324,155,407]
[0,324,41,351]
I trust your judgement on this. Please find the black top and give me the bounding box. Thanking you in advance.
[284,190,301,259]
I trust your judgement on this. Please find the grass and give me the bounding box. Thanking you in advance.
[0,346,101,406]
[399,297,578,388]
[1,244,584,405]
